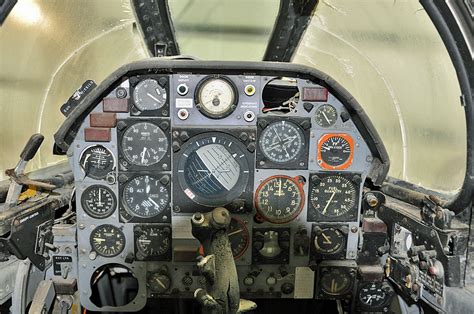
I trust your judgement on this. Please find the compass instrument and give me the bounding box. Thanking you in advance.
[315,104,337,127]
[255,175,304,224]
[122,175,170,218]
[133,78,167,111]
[258,120,305,164]
[227,218,250,259]
[90,224,125,257]
[121,121,169,166]
[308,174,359,221]
[81,185,116,219]
[79,145,115,179]
[176,132,250,207]
[134,225,171,260]
[317,133,354,170]
[195,77,237,118]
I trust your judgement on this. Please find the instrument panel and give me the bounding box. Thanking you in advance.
[60,61,389,312]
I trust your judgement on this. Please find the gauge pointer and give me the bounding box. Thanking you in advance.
[322,111,331,125]
[148,197,160,208]
[321,233,332,244]
[93,238,106,243]
[146,183,150,194]
[147,93,160,102]
[322,191,336,214]
[141,147,147,164]
[228,229,243,237]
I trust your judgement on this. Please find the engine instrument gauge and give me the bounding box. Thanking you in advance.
[359,282,388,307]
[133,78,167,111]
[228,218,250,259]
[134,225,171,260]
[90,224,125,257]
[121,121,168,166]
[315,104,337,127]
[123,175,170,218]
[79,145,115,179]
[313,227,345,255]
[81,185,116,219]
[255,175,304,224]
[177,133,250,207]
[196,77,237,118]
[317,134,354,170]
[259,120,305,164]
[320,268,352,296]
[309,174,358,220]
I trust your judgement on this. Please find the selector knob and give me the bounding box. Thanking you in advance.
[266,275,277,286]
[148,273,171,294]
[281,282,294,295]
[244,276,255,286]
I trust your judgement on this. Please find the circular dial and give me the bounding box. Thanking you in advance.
[148,273,171,293]
[133,78,167,111]
[255,176,304,224]
[135,226,170,258]
[90,224,125,257]
[310,175,358,218]
[228,218,250,259]
[177,133,250,207]
[196,77,237,118]
[318,134,354,170]
[320,268,352,295]
[259,120,305,163]
[81,185,116,219]
[79,145,115,179]
[122,175,169,218]
[314,227,345,254]
[359,282,388,307]
[315,104,337,127]
[121,122,168,166]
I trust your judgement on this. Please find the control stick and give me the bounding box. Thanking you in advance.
[191,207,256,314]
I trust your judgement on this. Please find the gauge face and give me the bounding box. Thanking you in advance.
[135,225,171,259]
[81,185,116,218]
[79,145,115,179]
[196,77,237,118]
[133,78,167,111]
[148,273,171,293]
[259,120,305,163]
[320,268,352,295]
[318,134,354,170]
[121,122,168,166]
[177,133,250,207]
[310,175,358,219]
[255,176,304,224]
[315,104,337,127]
[123,175,169,218]
[359,282,388,307]
[90,224,125,257]
[228,218,250,259]
[314,227,345,254]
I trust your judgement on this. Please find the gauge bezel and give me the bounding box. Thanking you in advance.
[256,117,311,170]
[307,172,361,222]
[317,133,354,170]
[311,224,348,260]
[80,184,117,219]
[315,104,338,128]
[194,75,239,119]
[255,175,305,224]
[79,145,116,180]
[117,118,171,172]
[119,173,171,223]
[316,263,356,299]
[173,129,254,213]
[129,75,169,117]
[133,224,172,261]
[89,224,126,258]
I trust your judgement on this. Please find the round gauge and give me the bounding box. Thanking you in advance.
[133,78,167,111]
[148,273,171,293]
[310,175,358,218]
[228,218,250,259]
[259,120,305,164]
[359,282,388,307]
[121,122,168,166]
[122,175,169,218]
[196,77,237,118]
[79,145,115,179]
[318,134,354,170]
[90,224,125,257]
[177,133,250,207]
[135,226,170,258]
[81,185,116,219]
[315,104,337,127]
[255,176,304,224]
[320,268,352,295]
[314,227,345,254]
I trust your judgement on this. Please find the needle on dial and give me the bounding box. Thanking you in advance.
[321,111,331,125]
[147,93,160,102]
[228,229,243,236]
[322,191,336,214]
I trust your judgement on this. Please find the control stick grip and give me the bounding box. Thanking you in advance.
[20,134,44,161]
